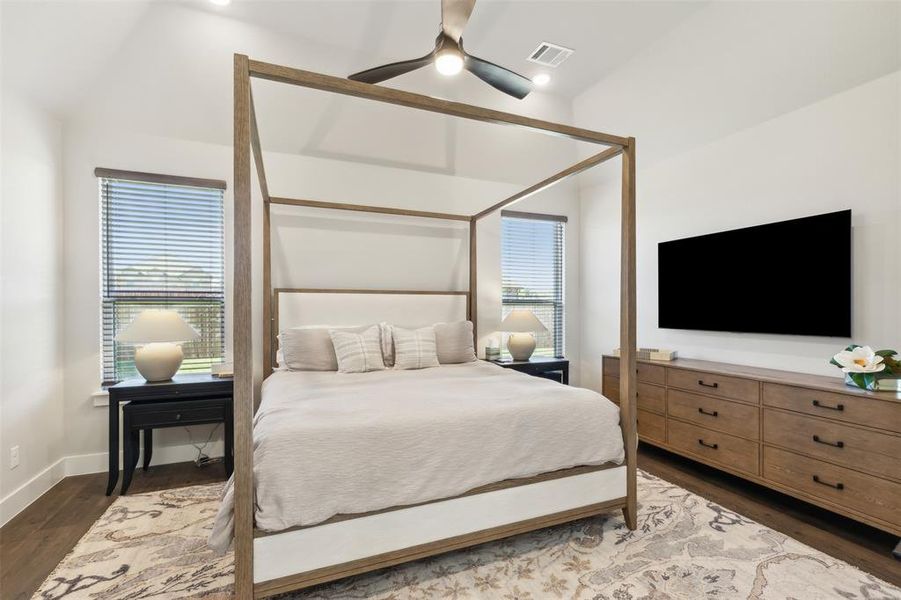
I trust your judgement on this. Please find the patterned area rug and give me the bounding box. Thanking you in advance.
[35,471,899,599]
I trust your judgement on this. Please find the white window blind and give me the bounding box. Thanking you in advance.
[99,170,226,384]
[501,211,566,357]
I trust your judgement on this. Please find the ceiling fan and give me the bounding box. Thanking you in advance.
[348,0,534,100]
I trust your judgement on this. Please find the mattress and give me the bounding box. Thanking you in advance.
[209,361,624,552]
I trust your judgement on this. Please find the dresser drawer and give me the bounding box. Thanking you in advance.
[764,446,901,527]
[667,368,759,404]
[763,383,901,433]
[126,401,225,428]
[601,376,665,414]
[602,358,666,385]
[603,357,620,377]
[668,389,759,440]
[601,375,619,404]
[667,419,759,475]
[763,408,901,481]
[602,375,619,402]
[638,409,665,443]
[638,363,666,386]
[636,382,665,413]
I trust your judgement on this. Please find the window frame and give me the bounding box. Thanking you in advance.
[500,209,567,358]
[97,168,227,386]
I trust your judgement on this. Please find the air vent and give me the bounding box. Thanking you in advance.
[527,42,574,67]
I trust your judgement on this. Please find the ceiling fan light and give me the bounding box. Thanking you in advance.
[532,73,551,86]
[435,50,464,76]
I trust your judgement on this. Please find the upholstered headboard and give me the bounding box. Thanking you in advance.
[271,288,469,371]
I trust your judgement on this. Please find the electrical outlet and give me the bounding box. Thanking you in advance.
[10,446,20,469]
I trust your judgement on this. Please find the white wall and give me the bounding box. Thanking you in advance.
[0,91,66,522]
[574,1,901,392]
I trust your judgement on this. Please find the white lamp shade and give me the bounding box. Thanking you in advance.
[116,309,200,344]
[500,309,547,333]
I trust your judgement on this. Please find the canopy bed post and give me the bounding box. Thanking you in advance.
[469,219,477,346]
[233,53,255,600]
[249,88,273,383]
[619,137,638,529]
[262,200,272,383]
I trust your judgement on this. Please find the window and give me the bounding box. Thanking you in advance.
[501,211,566,357]
[99,169,226,384]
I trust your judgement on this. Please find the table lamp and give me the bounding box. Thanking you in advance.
[116,309,200,382]
[500,309,547,361]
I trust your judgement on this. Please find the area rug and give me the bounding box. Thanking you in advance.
[34,471,899,599]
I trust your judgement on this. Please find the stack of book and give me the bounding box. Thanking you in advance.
[613,348,677,361]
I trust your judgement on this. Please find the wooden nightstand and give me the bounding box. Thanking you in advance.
[107,373,233,496]
[488,357,569,384]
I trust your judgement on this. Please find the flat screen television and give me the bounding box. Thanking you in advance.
[658,210,851,337]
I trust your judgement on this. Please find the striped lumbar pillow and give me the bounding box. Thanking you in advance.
[392,326,440,370]
[329,325,386,373]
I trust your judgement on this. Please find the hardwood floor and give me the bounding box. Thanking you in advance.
[1,447,898,599]
[0,461,226,600]
[638,443,901,587]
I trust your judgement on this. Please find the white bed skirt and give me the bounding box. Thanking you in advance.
[254,465,626,584]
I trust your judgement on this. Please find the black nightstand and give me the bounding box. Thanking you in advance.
[488,357,569,384]
[107,373,233,496]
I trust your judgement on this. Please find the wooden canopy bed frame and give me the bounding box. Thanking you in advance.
[232,53,638,599]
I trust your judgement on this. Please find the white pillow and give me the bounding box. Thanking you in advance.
[279,325,369,371]
[434,321,477,364]
[393,326,440,370]
[329,325,386,373]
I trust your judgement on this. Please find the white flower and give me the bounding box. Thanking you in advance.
[833,346,886,373]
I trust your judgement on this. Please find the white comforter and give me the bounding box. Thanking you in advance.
[209,361,624,552]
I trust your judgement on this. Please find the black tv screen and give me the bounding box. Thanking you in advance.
[658,210,851,337]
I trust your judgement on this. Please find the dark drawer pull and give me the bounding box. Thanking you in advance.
[698,439,718,449]
[698,407,719,417]
[812,435,844,448]
[812,399,844,411]
[812,475,844,490]
[697,380,719,389]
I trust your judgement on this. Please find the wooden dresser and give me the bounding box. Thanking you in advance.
[602,355,901,537]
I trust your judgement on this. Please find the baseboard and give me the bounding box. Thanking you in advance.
[64,441,225,476]
[0,458,67,526]
[0,441,225,527]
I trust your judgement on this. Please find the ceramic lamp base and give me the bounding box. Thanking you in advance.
[507,333,536,361]
[135,342,184,382]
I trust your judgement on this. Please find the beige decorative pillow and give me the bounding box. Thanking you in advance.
[330,325,386,373]
[279,325,369,371]
[393,326,440,370]
[434,321,477,364]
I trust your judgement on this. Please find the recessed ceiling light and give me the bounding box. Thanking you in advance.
[209,0,231,6]
[532,73,551,86]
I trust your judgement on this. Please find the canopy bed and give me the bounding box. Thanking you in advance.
[230,53,637,599]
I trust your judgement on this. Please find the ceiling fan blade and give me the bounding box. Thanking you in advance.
[348,53,434,84]
[464,54,533,99]
[441,0,476,42]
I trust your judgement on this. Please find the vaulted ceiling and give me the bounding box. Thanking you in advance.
[1,1,706,184]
